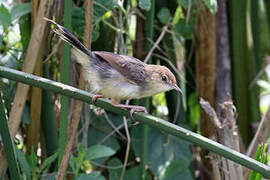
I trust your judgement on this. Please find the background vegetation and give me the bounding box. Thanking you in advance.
[0,0,269,179]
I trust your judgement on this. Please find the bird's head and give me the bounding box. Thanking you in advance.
[145,65,182,95]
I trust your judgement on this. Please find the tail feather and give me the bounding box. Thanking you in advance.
[44,17,93,64]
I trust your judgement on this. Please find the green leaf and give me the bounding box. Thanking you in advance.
[157,8,171,24]
[11,2,31,21]
[0,4,11,28]
[94,0,118,22]
[75,171,105,180]
[40,152,58,172]
[257,80,270,92]
[172,5,184,25]
[188,92,200,128]
[92,24,100,42]
[131,127,192,177]
[0,34,3,49]
[174,18,195,39]
[125,166,152,180]
[139,0,151,11]
[161,160,193,180]
[15,148,31,179]
[40,173,57,180]
[108,162,150,180]
[26,148,38,173]
[72,0,117,40]
[203,0,217,13]
[22,103,31,127]
[85,145,116,160]
[177,0,201,8]
[19,14,31,51]
[86,110,121,156]
[71,144,87,175]
[72,6,85,37]
[87,128,120,164]
[108,158,122,180]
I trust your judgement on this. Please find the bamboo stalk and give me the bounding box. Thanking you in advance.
[264,0,270,40]
[248,0,260,126]
[139,1,155,179]
[57,0,72,169]
[0,66,270,177]
[42,64,58,156]
[56,0,93,179]
[229,0,250,145]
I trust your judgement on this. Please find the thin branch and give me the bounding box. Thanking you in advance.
[90,159,135,169]
[152,53,190,88]
[200,98,222,129]
[247,105,270,157]
[99,123,125,145]
[249,56,270,89]
[120,116,131,180]
[104,111,127,140]
[147,38,167,57]
[173,94,181,124]
[1,66,270,178]
[144,25,168,63]
[82,106,90,147]
[186,0,192,24]
[43,39,61,63]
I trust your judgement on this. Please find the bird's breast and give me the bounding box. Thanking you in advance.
[82,63,142,100]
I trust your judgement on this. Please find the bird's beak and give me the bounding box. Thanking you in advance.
[172,84,183,94]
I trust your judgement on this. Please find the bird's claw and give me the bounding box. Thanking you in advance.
[129,106,148,121]
[92,94,105,104]
[130,106,148,115]
[111,103,148,121]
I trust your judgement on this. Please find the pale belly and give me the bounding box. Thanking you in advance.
[97,80,142,100]
[83,68,142,100]
[90,79,170,100]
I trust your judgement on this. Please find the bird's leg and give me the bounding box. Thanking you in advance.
[113,104,148,113]
[92,94,105,104]
[111,100,148,118]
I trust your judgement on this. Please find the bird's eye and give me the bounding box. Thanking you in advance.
[161,75,167,82]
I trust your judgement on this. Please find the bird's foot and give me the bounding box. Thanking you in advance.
[112,104,148,120]
[129,105,148,115]
[92,94,105,104]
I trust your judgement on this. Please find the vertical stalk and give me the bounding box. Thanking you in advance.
[229,0,250,145]
[57,1,93,179]
[140,0,155,179]
[26,0,43,155]
[195,5,216,178]
[57,0,72,167]
[248,0,260,124]
[264,0,270,37]
[0,90,22,180]
[216,0,232,113]
[250,0,260,69]
[42,63,58,156]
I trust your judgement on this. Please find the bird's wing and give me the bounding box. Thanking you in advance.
[93,51,147,85]
[44,18,148,85]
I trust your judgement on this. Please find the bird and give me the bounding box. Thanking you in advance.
[44,18,182,115]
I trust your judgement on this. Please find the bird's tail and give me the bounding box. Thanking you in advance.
[44,17,92,65]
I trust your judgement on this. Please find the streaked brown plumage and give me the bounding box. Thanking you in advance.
[44,18,182,114]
